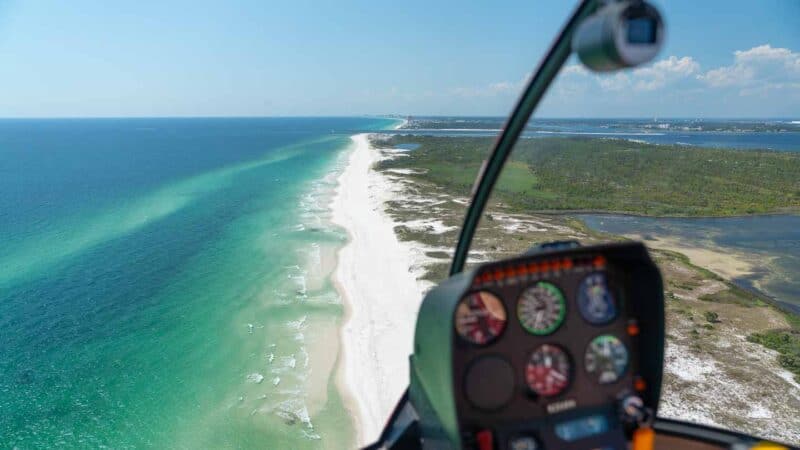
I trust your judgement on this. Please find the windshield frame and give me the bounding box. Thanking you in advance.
[449,0,599,275]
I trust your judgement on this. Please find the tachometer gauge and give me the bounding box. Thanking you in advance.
[585,335,629,384]
[525,344,571,397]
[454,291,507,345]
[517,282,566,335]
[577,273,617,325]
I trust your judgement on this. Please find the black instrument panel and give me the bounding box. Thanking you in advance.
[449,244,664,450]
[369,242,794,450]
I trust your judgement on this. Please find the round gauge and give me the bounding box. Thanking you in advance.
[454,291,507,345]
[585,335,629,384]
[525,344,571,397]
[517,282,566,335]
[577,273,618,325]
[509,436,539,450]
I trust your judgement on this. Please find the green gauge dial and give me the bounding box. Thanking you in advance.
[517,282,567,335]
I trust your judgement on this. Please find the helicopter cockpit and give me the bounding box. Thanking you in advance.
[365,1,799,449]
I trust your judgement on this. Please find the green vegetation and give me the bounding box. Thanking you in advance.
[747,329,800,382]
[704,311,720,323]
[402,118,800,133]
[699,285,766,307]
[375,135,800,216]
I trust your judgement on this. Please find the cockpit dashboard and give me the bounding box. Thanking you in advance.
[409,242,664,450]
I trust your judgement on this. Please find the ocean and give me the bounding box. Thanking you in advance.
[0,117,398,448]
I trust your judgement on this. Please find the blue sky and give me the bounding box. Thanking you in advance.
[0,0,798,118]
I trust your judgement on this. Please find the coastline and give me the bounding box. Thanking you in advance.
[330,133,429,446]
[327,129,800,445]
[361,132,800,442]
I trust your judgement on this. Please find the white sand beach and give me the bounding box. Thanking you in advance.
[331,133,429,446]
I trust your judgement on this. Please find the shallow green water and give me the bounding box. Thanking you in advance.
[0,117,397,448]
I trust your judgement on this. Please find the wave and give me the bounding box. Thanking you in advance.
[247,373,265,384]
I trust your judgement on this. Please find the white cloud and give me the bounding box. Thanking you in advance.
[632,56,700,91]
[451,74,529,98]
[561,64,589,76]
[557,56,699,92]
[598,73,631,91]
[451,46,800,113]
[697,44,800,93]
[488,80,519,94]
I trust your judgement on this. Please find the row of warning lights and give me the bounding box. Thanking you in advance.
[473,255,608,285]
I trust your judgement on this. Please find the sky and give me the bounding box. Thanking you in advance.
[0,0,798,118]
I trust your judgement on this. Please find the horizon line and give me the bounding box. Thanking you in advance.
[0,115,797,120]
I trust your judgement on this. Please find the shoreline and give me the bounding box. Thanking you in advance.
[330,133,429,446]
[560,209,800,220]
[327,131,799,445]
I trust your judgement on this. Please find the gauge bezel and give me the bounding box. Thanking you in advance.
[517,281,568,336]
[462,354,517,411]
[583,334,629,385]
[577,272,619,326]
[524,343,573,398]
[453,289,508,346]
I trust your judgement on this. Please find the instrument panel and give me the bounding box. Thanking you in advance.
[375,242,793,450]
[447,243,664,450]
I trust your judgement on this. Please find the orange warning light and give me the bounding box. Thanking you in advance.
[593,255,607,267]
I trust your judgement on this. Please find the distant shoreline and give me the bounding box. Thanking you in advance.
[550,209,800,220]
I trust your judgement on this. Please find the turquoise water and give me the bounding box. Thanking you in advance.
[0,117,397,448]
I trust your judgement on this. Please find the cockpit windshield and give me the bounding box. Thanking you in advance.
[382,2,800,444]
[1,1,798,448]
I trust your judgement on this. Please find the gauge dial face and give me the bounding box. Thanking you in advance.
[517,282,566,335]
[578,273,618,325]
[585,335,629,384]
[454,291,507,345]
[525,344,571,397]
